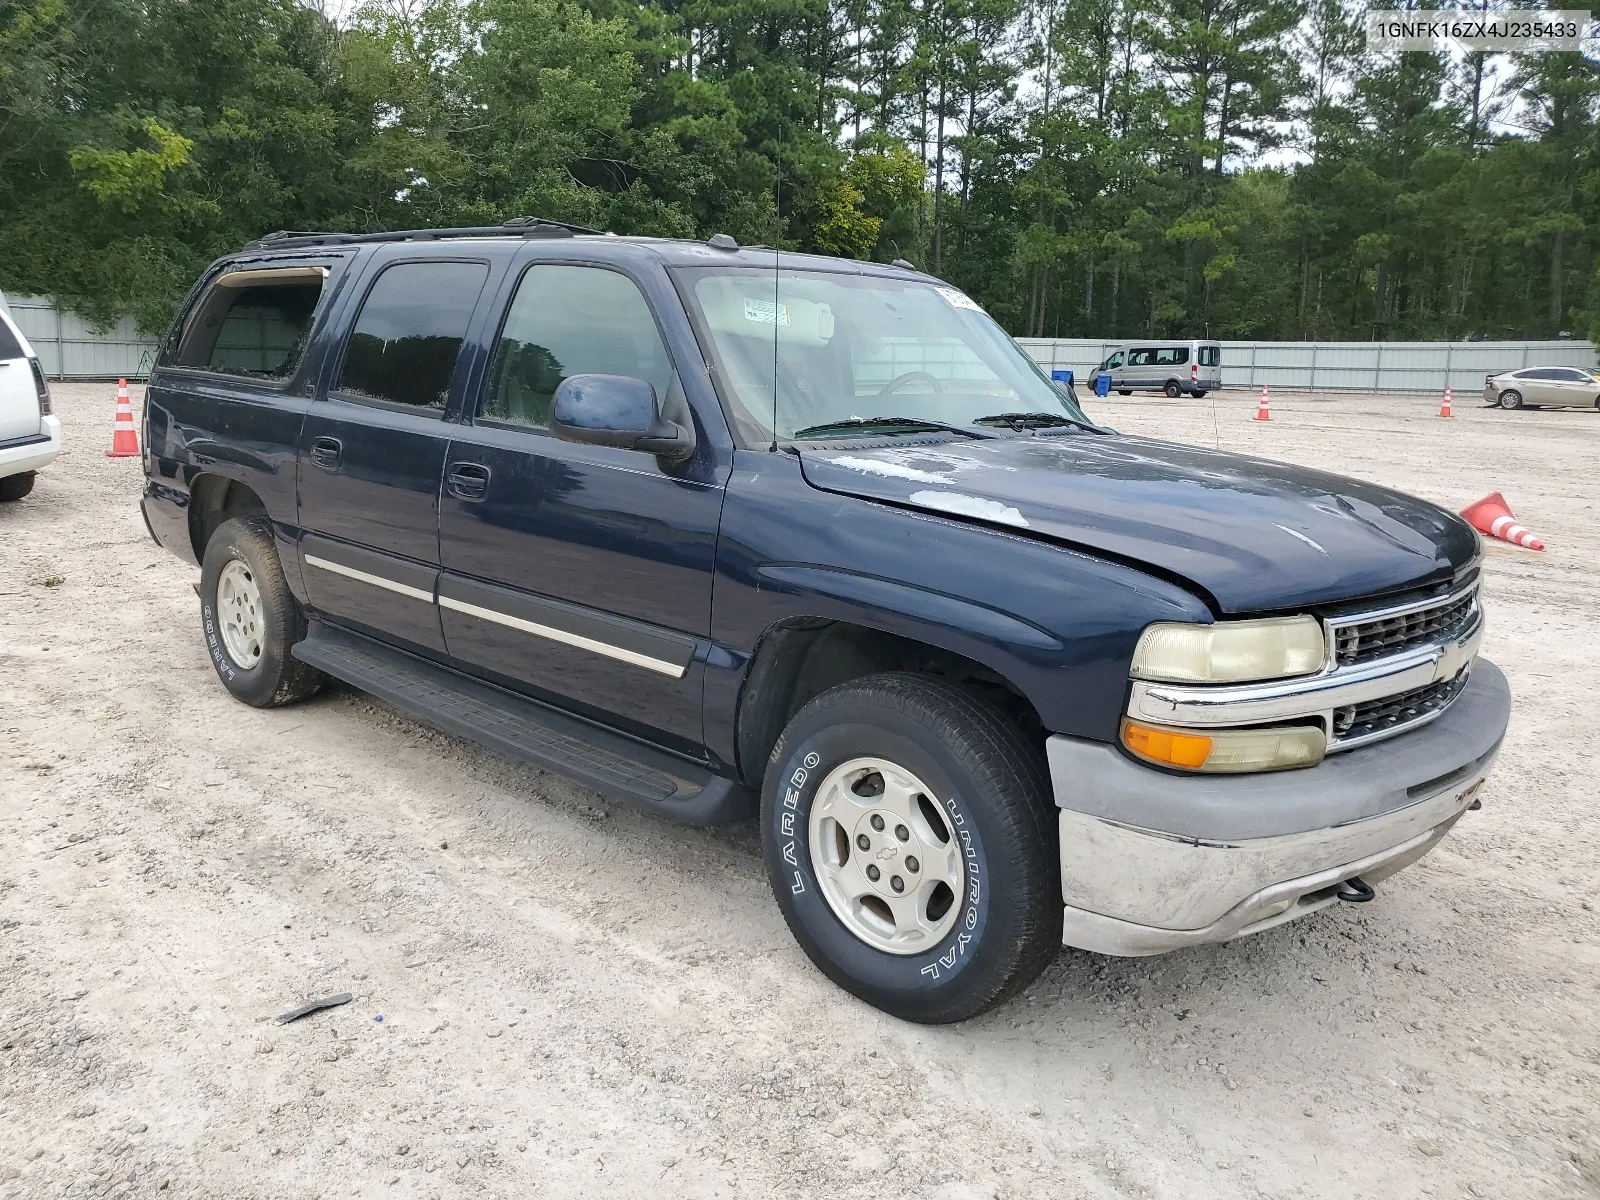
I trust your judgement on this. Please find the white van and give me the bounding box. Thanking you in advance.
[1092,339,1221,398]
[0,296,61,501]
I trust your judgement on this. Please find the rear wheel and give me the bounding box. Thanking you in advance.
[1499,390,1522,410]
[1163,380,1183,398]
[761,673,1060,1024]
[199,515,323,707]
[0,471,35,502]
[1191,389,1208,398]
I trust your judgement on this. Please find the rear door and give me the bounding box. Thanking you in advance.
[436,259,725,755]
[297,256,492,657]
[0,311,39,442]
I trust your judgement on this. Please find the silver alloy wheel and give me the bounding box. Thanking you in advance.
[217,558,264,669]
[808,757,966,955]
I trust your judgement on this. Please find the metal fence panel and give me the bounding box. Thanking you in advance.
[1016,337,1597,394]
[0,293,161,379]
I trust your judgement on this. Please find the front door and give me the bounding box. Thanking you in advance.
[297,257,491,657]
[436,261,724,755]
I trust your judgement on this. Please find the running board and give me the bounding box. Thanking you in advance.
[292,622,753,825]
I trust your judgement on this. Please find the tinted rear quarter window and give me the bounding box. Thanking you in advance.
[337,261,489,410]
[168,268,326,378]
[1154,347,1188,365]
[0,317,23,361]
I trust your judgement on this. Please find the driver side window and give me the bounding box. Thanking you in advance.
[1104,352,1123,369]
[479,265,674,429]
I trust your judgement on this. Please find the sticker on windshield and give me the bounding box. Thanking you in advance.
[934,287,983,312]
[744,298,792,327]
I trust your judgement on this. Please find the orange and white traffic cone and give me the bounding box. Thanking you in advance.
[106,378,140,458]
[1439,387,1453,418]
[1254,384,1270,421]
[1460,491,1545,551]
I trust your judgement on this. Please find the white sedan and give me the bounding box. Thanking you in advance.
[0,303,62,500]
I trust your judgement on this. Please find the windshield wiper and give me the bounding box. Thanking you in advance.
[972,411,1102,434]
[790,416,995,440]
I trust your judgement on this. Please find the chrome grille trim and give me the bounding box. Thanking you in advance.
[1326,578,1481,670]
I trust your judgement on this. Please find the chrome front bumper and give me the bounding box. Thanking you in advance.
[1051,658,1510,956]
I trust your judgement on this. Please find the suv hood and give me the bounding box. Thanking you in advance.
[798,436,1479,614]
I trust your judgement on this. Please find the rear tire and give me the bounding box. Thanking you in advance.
[0,471,35,502]
[1163,381,1183,398]
[199,515,323,708]
[1499,390,1522,410]
[1191,389,1208,398]
[761,673,1061,1024]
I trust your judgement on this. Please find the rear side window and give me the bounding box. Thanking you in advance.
[337,261,488,411]
[0,317,23,361]
[1127,348,1154,366]
[1199,345,1221,367]
[169,267,326,378]
[1154,346,1188,365]
[479,265,672,429]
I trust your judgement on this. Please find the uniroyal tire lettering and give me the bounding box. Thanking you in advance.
[918,794,983,982]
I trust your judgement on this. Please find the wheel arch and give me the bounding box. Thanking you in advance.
[733,614,1049,789]
[187,473,270,563]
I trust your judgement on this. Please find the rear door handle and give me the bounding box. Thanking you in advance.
[446,462,491,501]
[309,437,342,471]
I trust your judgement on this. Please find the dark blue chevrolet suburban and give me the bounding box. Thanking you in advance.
[140,221,1510,1023]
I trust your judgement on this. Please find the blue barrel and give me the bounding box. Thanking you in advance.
[1095,372,1110,397]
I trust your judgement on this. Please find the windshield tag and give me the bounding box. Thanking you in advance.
[743,298,792,326]
[934,287,983,312]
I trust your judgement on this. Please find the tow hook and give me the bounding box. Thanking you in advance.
[1336,876,1376,903]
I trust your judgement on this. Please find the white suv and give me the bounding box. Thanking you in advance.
[0,301,61,501]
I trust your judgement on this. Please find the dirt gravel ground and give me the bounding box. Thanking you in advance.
[1,383,1597,1200]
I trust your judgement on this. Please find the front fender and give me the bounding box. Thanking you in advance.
[705,450,1209,767]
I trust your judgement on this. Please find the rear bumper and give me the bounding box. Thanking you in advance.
[0,416,61,476]
[1048,659,1510,955]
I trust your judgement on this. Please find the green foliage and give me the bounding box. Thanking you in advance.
[1,0,1597,343]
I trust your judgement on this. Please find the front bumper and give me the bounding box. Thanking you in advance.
[0,416,62,477]
[1049,658,1510,955]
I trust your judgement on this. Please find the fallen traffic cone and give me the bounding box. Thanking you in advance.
[1460,491,1544,551]
[106,378,140,458]
[1439,387,1453,418]
[1254,384,1270,421]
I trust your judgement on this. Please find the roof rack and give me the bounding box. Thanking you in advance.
[240,217,604,253]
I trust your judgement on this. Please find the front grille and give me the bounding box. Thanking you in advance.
[1332,670,1471,744]
[1332,587,1478,667]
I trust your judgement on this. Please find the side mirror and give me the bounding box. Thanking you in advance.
[549,374,695,462]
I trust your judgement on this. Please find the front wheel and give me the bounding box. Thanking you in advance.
[199,515,323,707]
[1499,390,1522,410]
[761,674,1060,1023]
[1191,389,1208,398]
[1117,388,1132,396]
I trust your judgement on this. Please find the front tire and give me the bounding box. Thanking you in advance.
[761,674,1060,1024]
[0,471,35,502]
[1191,389,1208,398]
[1117,388,1132,395]
[199,515,323,708]
[1499,390,1522,410]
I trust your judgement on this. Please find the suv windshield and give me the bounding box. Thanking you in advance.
[678,266,1091,443]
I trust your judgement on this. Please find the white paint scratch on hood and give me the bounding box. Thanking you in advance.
[907,490,1031,528]
[826,456,955,485]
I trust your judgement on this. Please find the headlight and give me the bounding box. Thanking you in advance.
[1122,719,1326,773]
[1130,617,1325,684]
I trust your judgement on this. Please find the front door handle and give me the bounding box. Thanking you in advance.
[309,437,342,471]
[446,462,491,501]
